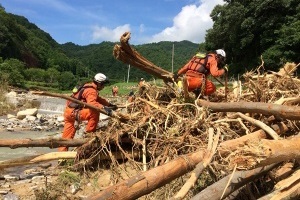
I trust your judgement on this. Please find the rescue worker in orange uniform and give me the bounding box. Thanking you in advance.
[127,89,135,103]
[58,73,117,152]
[112,86,119,97]
[138,78,145,88]
[174,49,228,97]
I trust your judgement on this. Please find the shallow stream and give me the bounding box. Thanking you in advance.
[0,96,65,162]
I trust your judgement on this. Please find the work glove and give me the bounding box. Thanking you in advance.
[224,65,229,73]
[103,106,113,116]
[173,73,179,81]
[108,103,118,110]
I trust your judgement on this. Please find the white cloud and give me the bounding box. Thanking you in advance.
[91,24,131,43]
[88,0,224,44]
[149,0,224,43]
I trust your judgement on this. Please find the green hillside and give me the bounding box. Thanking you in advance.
[0,6,198,90]
[0,0,299,90]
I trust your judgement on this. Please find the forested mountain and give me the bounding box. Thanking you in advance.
[60,41,199,82]
[0,6,198,89]
[0,0,299,90]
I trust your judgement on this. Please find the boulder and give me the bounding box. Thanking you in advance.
[16,108,38,120]
[7,114,16,119]
[5,91,18,105]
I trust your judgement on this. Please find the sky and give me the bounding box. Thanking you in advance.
[1,0,224,46]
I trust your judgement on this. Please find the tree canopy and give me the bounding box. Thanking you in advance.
[206,0,299,74]
[0,1,299,90]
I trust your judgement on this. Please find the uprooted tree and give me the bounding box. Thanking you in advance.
[1,32,300,199]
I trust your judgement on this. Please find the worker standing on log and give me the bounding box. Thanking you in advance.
[58,73,118,152]
[173,49,228,98]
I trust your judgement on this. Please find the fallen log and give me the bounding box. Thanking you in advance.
[190,164,278,200]
[172,128,221,200]
[87,126,292,200]
[269,162,295,182]
[0,150,143,169]
[0,155,40,169]
[218,122,288,156]
[0,137,135,149]
[228,137,300,169]
[87,150,206,200]
[113,32,173,83]
[258,169,300,200]
[197,100,300,120]
[0,138,88,148]
[0,152,76,169]
[32,91,132,122]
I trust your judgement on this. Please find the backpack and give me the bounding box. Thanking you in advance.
[68,84,94,109]
[189,52,211,75]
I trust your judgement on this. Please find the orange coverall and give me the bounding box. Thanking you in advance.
[177,53,225,95]
[58,82,110,151]
[112,86,118,96]
[138,80,145,88]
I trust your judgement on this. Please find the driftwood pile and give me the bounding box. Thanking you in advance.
[1,32,300,199]
[85,62,300,200]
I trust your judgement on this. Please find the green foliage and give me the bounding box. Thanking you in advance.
[206,0,300,72]
[46,67,60,83]
[0,2,299,91]
[100,81,139,96]
[58,170,81,185]
[0,58,25,87]
[57,71,77,90]
[34,183,63,200]
[24,68,45,82]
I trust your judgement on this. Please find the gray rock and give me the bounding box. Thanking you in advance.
[16,108,38,120]
[20,172,44,180]
[4,175,20,181]
[70,184,80,194]
[3,192,19,200]
[6,127,14,132]
[31,175,45,181]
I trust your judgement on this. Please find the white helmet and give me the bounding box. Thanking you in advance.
[216,49,226,58]
[94,73,109,84]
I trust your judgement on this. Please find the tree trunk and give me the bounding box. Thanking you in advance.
[0,150,142,169]
[0,137,135,149]
[228,137,300,169]
[218,122,288,156]
[87,127,292,200]
[191,164,278,200]
[87,150,206,200]
[0,138,88,148]
[0,152,76,169]
[196,100,300,120]
[113,32,173,83]
[258,169,300,200]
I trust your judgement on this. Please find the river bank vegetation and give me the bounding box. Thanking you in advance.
[1,0,299,92]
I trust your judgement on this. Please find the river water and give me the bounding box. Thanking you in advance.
[0,96,66,162]
[0,95,113,162]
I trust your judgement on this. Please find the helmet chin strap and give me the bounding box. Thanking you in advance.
[95,82,103,90]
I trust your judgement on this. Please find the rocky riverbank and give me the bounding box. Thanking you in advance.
[1,91,77,199]
[0,90,124,199]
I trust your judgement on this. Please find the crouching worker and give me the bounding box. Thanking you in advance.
[58,73,118,152]
[174,49,228,98]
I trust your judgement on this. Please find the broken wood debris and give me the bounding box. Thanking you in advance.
[2,32,300,199]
